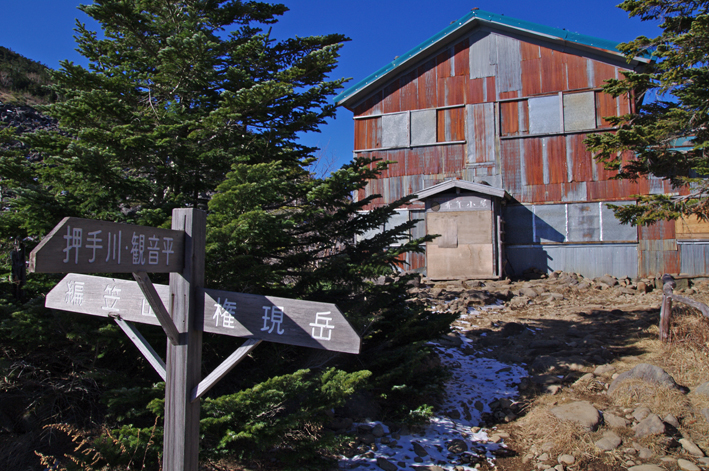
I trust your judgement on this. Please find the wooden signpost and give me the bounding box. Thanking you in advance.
[30,209,360,471]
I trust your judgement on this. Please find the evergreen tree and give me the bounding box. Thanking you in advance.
[0,1,452,467]
[585,0,709,225]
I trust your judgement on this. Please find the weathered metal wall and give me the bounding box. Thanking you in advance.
[349,25,685,276]
[505,243,638,278]
[679,242,709,276]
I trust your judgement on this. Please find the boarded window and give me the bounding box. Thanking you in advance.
[528,95,561,134]
[437,107,466,142]
[563,92,596,132]
[381,112,409,148]
[410,109,437,146]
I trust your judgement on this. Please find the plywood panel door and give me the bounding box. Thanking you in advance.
[426,210,494,279]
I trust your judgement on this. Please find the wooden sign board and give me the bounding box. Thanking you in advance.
[29,217,184,274]
[46,274,360,354]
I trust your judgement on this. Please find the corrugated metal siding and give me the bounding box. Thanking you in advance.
[566,55,590,90]
[540,47,566,94]
[638,220,679,276]
[679,241,709,276]
[467,103,496,163]
[506,244,638,278]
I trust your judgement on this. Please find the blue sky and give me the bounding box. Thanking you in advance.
[0,0,662,173]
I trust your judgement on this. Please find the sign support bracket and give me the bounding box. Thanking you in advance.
[112,316,167,381]
[133,271,180,345]
[191,338,262,402]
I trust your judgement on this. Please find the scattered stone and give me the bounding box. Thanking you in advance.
[376,457,399,471]
[537,452,550,462]
[550,401,601,431]
[664,414,680,429]
[634,443,654,459]
[595,431,622,451]
[694,381,709,396]
[627,465,666,471]
[677,459,701,471]
[557,454,575,465]
[412,442,428,457]
[604,412,629,428]
[633,406,652,421]
[608,363,683,395]
[679,438,705,457]
[447,439,468,453]
[634,414,665,438]
[594,364,616,376]
[372,423,386,438]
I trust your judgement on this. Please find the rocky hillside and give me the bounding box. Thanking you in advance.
[402,271,709,471]
[0,46,54,105]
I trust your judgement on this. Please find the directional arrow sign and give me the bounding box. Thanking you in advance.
[46,274,360,354]
[30,217,184,274]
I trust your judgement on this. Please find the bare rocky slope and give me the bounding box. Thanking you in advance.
[403,270,709,471]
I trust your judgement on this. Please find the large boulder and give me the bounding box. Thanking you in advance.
[608,363,684,395]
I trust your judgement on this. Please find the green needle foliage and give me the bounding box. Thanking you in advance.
[0,1,453,468]
[585,0,709,225]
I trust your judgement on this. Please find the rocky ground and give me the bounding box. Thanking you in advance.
[395,270,709,471]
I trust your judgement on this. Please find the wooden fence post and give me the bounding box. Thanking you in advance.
[163,208,206,471]
[659,274,676,342]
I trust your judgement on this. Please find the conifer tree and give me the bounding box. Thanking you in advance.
[0,1,452,467]
[585,0,709,225]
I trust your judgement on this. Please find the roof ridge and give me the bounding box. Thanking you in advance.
[335,9,641,107]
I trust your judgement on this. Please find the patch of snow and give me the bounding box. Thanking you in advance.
[338,328,527,470]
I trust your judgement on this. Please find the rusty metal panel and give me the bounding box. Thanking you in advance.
[679,242,709,275]
[566,55,590,90]
[564,92,596,132]
[602,202,637,241]
[530,183,562,203]
[501,139,523,196]
[400,70,419,112]
[593,61,616,88]
[454,38,470,76]
[506,244,638,278]
[500,100,519,137]
[529,95,560,134]
[524,138,544,186]
[423,146,441,174]
[467,103,496,164]
[381,81,401,114]
[540,47,566,94]
[417,58,438,109]
[467,77,486,104]
[442,144,465,173]
[406,148,424,175]
[469,31,497,79]
[411,109,436,146]
[534,204,567,243]
[445,76,467,106]
[521,59,542,96]
[544,136,567,184]
[561,182,588,202]
[382,113,408,149]
[383,150,406,178]
[359,90,382,116]
[495,34,522,94]
[566,134,593,182]
[595,90,617,128]
[568,202,600,241]
[437,49,452,79]
[449,107,466,141]
[520,41,540,61]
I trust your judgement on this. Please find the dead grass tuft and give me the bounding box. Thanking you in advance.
[609,379,691,419]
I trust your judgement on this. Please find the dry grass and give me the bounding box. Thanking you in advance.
[609,380,691,420]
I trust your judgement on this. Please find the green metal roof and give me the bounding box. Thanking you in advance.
[335,9,647,108]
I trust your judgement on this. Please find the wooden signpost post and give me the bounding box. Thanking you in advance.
[30,209,360,471]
